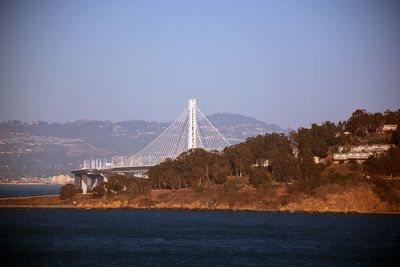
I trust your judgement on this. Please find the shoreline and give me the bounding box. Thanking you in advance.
[0,183,57,185]
[0,194,59,200]
[1,203,400,215]
[1,180,399,214]
[0,195,399,215]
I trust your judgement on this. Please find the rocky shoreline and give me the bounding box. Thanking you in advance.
[1,182,399,214]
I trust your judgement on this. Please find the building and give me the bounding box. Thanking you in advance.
[252,159,270,167]
[333,144,391,161]
[51,175,73,185]
[382,124,398,132]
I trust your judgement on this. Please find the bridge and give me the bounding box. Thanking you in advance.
[71,99,231,193]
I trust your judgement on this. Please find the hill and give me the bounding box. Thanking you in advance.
[0,114,284,179]
[207,113,284,143]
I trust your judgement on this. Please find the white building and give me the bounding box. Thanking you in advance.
[333,144,391,161]
[51,175,73,185]
[383,124,398,132]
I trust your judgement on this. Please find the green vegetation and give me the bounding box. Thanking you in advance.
[145,109,399,190]
[59,184,78,200]
[288,172,364,195]
[292,121,339,158]
[363,146,400,176]
[349,160,359,171]
[369,176,398,203]
[83,108,398,209]
[104,174,151,196]
[345,109,400,137]
[91,185,105,196]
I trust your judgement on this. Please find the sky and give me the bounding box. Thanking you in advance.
[0,0,399,129]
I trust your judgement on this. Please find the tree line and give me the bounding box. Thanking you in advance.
[59,108,400,198]
[342,109,400,136]
[147,109,400,189]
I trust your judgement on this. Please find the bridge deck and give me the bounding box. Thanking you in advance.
[71,166,152,175]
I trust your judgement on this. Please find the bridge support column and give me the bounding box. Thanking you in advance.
[74,174,82,189]
[81,175,89,194]
[90,177,97,189]
[90,176,104,189]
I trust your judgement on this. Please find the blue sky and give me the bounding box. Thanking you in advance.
[0,0,399,128]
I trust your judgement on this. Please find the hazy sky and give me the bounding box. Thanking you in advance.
[1,0,399,128]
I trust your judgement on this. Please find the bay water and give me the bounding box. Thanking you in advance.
[0,184,62,198]
[0,209,399,266]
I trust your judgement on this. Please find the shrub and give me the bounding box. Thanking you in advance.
[346,172,363,184]
[194,185,205,193]
[325,160,332,167]
[249,167,271,187]
[370,176,398,203]
[125,178,151,195]
[91,185,105,196]
[290,172,364,196]
[349,160,359,171]
[59,184,78,200]
[213,176,227,185]
[224,183,240,193]
[105,175,126,194]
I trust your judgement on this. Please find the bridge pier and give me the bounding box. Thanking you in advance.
[74,174,82,190]
[71,166,150,194]
[89,175,105,190]
[74,173,104,194]
[74,174,88,193]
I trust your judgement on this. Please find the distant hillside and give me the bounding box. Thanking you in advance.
[207,113,284,143]
[0,114,283,179]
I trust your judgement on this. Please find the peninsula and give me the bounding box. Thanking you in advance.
[1,109,399,213]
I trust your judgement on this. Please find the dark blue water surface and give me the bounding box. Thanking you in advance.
[0,184,62,198]
[0,209,399,266]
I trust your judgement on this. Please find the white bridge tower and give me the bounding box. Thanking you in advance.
[188,99,197,150]
[88,99,231,167]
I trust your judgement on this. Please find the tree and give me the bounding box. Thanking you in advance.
[384,109,399,124]
[91,185,105,196]
[223,144,252,177]
[363,146,400,176]
[370,113,384,132]
[59,184,78,200]
[298,145,322,182]
[209,153,230,184]
[148,158,181,189]
[391,127,400,145]
[125,178,151,195]
[348,160,359,171]
[105,174,126,194]
[148,149,229,189]
[242,133,298,183]
[249,167,271,187]
[292,122,339,159]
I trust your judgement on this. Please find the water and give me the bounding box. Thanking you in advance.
[0,184,62,198]
[0,210,399,266]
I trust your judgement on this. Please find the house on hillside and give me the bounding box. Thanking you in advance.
[333,144,391,161]
[252,159,270,167]
[382,124,398,132]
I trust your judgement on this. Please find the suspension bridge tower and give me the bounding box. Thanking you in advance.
[188,99,197,150]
